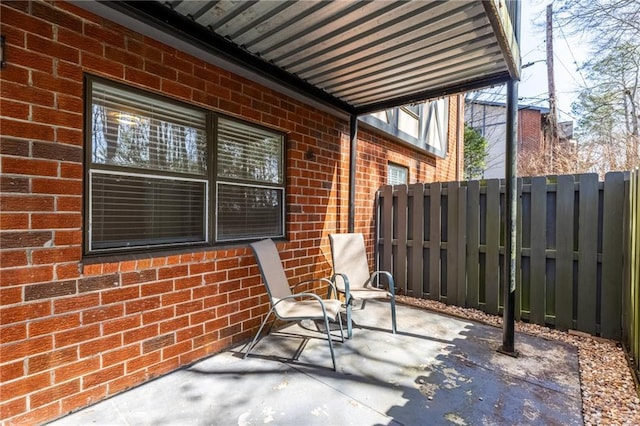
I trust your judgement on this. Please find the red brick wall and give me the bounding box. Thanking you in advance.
[518,108,544,153]
[0,1,461,424]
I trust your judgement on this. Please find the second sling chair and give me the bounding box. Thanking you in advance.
[329,233,397,339]
[245,239,345,371]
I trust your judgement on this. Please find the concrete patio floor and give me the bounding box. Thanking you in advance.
[48,301,582,425]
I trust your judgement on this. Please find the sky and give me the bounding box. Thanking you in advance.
[471,0,590,125]
[517,0,590,123]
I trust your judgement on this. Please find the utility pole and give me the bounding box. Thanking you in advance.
[545,3,559,168]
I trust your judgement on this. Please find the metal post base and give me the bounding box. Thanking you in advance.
[497,346,520,358]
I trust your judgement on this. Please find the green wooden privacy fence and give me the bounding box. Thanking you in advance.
[623,169,640,377]
[376,172,634,341]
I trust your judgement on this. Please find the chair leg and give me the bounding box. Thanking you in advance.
[390,295,397,334]
[322,314,338,371]
[346,300,353,339]
[243,309,273,359]
[336,311,345,343]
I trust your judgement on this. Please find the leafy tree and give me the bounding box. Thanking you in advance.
[463,124,489,180]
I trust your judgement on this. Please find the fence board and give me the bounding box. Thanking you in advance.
[429,182,441,300]
[485,179,501,315]
[577,173,599,334]
[520,179,532,318]
[632,170,640,371]
[466,181,481,308]
[634,171,640,368]
[601,172,625,339]
[457,186,467,306]
[409,183,424,297]
[555,175,575,331]
[623,178,630,345]
[381,185,394,275]
[515,178,523,320]
[529,176,547,326]
[395,185,408,292]
[624,169,639,372]
[377,171,632,342]
[447,182,460,305]
[623,177,632,350]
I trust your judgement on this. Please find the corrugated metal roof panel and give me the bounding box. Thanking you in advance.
[82,0,520,114]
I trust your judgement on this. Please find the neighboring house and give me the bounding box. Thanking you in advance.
[465,99,573,178]
[0,1,519,424]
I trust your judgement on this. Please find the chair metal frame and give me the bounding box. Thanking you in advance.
[245,239,345,371]
[329,233,397,339]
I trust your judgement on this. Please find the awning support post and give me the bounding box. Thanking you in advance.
[498,78,519,357]
[348,114,357,233]
[499,0,520,358]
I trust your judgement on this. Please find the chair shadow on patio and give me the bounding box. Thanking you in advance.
[234,303,453,371]
[48,301,584,426]
[207,300,583,425]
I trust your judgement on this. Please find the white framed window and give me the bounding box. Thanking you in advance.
[85,76,285,255]
[387,163,408,185]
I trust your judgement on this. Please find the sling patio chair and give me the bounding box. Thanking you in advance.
[244,238,345,371]
[329,233,397,339]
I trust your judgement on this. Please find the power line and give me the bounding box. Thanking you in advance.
[557,20,589,88]
[519,95,550,103]
[557,106,577,121]
[521,41,547,60]
[553,51,584,88]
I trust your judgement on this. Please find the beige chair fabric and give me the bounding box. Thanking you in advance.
[244,239,344,371]
[329,233,397,338]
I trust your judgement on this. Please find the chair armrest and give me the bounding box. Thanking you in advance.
[331,273,351,304]
[331,273,350,291]
[272,292,331,315]
[370,270,395,295]
[291,277,339,299]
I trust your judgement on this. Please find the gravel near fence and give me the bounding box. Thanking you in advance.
[396,295,640,425]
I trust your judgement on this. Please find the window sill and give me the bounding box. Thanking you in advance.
[81,241,258,267]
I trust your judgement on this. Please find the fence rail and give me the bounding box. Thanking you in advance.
[377,172,631,341]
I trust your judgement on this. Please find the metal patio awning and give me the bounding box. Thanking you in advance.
[74,0,520,116]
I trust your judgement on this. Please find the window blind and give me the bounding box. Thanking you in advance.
[215,117,285,241]
[216,183,283,241]
[91,80,207,176]
[388,163,408,185]
[86,76,286,253]
[217,118,283,184]
[91,171,207,250]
